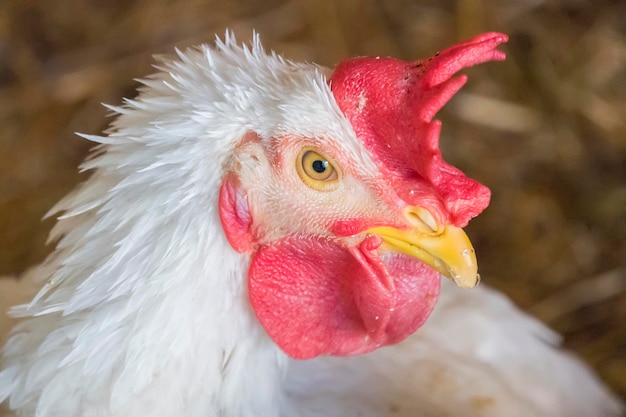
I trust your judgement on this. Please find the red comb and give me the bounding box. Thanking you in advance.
[330,32,508,227]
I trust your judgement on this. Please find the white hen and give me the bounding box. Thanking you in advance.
[0,32,622,417]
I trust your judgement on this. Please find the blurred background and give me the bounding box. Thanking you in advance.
[0,0,624,400]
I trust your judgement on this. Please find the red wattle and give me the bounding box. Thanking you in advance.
[347,237,395,342]
[248,235,440,359]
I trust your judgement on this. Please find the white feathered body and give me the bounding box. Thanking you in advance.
[0,35,622,417]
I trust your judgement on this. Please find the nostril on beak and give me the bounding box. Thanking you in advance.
[405,207,442,235]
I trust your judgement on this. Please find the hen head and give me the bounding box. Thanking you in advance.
[218,32,507,359]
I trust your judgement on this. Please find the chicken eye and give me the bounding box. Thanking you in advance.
[297,148,339,190]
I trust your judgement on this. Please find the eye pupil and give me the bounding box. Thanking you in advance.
[312,159,328,173]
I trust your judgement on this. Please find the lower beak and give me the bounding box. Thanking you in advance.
[365,208,480,289]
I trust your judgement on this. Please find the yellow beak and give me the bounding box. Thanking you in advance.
[365,207,480,289]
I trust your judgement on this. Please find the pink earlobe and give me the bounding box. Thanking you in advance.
[218,174,254,253]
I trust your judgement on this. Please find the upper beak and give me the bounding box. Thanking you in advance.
[365,207,480,289]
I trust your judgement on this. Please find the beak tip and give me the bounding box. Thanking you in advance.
[451,272,480,289]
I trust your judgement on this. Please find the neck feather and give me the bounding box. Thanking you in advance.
[2,166,287,416]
